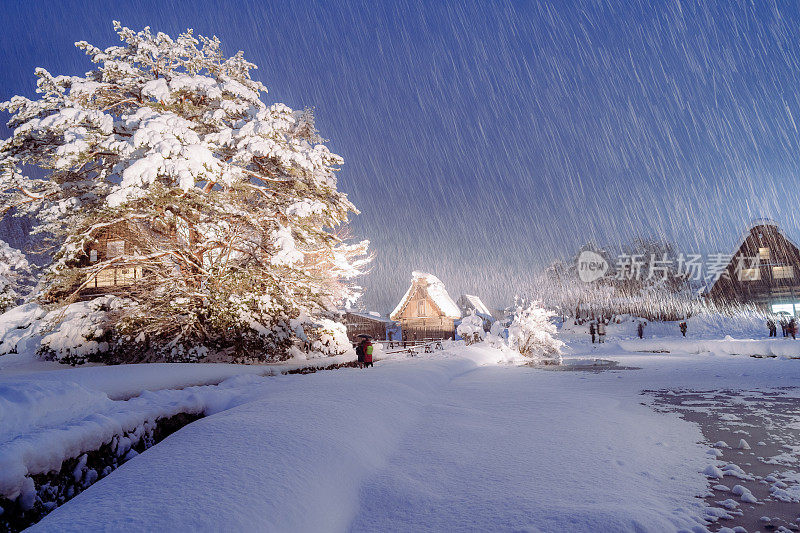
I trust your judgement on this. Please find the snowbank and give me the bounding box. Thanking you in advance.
[620,337,800,358]
[0,373,278,500]
[29,354,712,532]
[0,362,275,400]
[0,381,112,443]
[0,297,124,365]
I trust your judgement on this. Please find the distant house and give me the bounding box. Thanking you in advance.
[456,294,491,317]
[708,219,800,314]
[342,310,399,342]
[52,222,146,301]
[390,272,461,340]
[456,294,493,329]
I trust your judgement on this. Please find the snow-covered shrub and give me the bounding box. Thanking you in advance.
[0,22,369,362]
[303,318,351,356]
[38,296,125,365]
[485,320,506,348]
[507,301,564,364]
[457,311,485,345]
[0,296,125,365]
[0,239,31,313]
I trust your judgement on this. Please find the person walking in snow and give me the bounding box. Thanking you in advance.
[363,338,374,368]
[637,321,645,339]
[781,318,789,337]
[767,318,776,337]
[356,340,366,368]
[589,321,597,344]
[791,318,798,340]
[679,321,687,337]
[597,320,606,343]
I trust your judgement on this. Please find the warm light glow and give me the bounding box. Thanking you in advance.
[773,266,794,279]
[739,268,760,281]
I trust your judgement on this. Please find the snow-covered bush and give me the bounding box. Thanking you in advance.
[0,239,31,312]
[0,296,126,364]
[0,22,369,362]
[485,320,506,348]
[38,296,126,365]
[457,311,485,345]
[507,301,564,364]
[304,318,351,356]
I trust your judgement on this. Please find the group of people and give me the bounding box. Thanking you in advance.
[767,317,798,339]
[355,337,374,368]
[589,320,607,343]
[588,319,687,341]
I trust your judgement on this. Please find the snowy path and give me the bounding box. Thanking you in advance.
[28,348,722,532]
[348,364,707,531]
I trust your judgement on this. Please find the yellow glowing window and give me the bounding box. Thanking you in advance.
[759,247,770,260]
[95,269,116,287]
[739,268,761,281]
[773,266,794,279]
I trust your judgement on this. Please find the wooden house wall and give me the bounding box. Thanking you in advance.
[395,284,456,339]
[79,225,145,297]
[400,317,456,340]
[343,313,390,342]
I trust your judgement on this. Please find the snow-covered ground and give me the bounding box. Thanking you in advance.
[3,330,800,531]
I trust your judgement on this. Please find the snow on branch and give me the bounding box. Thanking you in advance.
[0,21,371,362]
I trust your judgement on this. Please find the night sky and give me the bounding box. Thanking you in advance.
[3,1,800,311]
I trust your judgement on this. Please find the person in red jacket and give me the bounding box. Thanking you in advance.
[362,338,374,368]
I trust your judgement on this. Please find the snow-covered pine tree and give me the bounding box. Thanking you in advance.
[0,239,31,312]
[507,301,564,364]
[0,22,369,361]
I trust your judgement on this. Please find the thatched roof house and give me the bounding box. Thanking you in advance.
[708,219,800,314]
[390,272,461,340]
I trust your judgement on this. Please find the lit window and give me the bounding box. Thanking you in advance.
[759,247,770,260]
[739,268,761,281]
[418,300,425,316]
[773,266,794,279]
[95,268,116,287]
[107,240,125,258]
[89,249,98,262]
[773,303,794,314]
[116,268,136,284]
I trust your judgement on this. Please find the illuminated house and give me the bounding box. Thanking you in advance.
[708,219,800,314]
[64,223,146,300]
[390,272,461,340]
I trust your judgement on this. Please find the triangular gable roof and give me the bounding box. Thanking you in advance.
[458,294,491,317]
[725,219,800,260]
[710,219,800,291]
[390,271,461,320]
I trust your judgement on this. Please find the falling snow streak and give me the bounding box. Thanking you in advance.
[2,1,800,311]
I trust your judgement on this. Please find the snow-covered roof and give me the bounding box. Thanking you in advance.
[343,309,396,323]
[749,217,778,229]
[390,271,461,320]
[725,218,800,263]
[709,218,800,292]
[458,294,491,317]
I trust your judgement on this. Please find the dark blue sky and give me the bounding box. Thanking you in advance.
[3,1,800,311]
